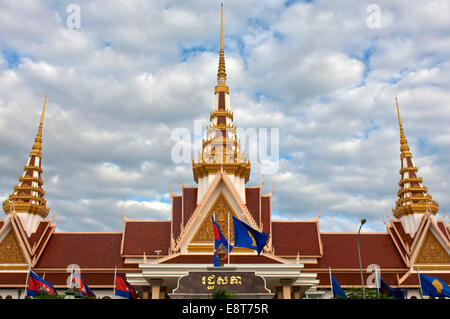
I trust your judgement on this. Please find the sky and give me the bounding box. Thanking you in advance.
[0,0,449,233]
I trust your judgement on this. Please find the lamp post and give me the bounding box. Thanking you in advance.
[357,218,367,299]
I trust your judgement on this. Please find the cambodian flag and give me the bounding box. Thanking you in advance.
[115,273,138,299]
[71,272,96,297]
[212,215,232,267]
[27,271,57,297]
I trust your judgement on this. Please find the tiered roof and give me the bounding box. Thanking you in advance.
[3,96,50,219]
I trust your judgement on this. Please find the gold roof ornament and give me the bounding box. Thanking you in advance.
[3,96,50,219]
[215,3,228,94]
[392,97,439,219]
[192,4,250,184]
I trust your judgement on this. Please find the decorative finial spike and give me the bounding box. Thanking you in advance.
[220,3,224,51]
[41,95,47,125]
[395,96,403,128]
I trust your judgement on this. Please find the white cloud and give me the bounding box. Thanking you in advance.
[0,0,449,233]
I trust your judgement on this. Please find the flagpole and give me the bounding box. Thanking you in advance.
[328,267,333,299]
[228,211,230,266]
[417,266,423,299]
[375,267,379,296]
[24,265,31,299]
[113,266,117,299]
[69,266,74,289]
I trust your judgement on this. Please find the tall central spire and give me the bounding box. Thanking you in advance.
[215,3,228,94]
[393,98,439,234]
[192,4,250,203]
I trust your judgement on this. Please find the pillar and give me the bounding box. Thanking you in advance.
[276,287,283,299]
[280,279,292,299]
[142,287,150,299]
[293,287,300,299]
[150,279,163,299]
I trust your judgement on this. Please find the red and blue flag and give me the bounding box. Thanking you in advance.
[27,271,57,297]
[212,215,232,267]
[115,273,138,299]
[71,272,96,297]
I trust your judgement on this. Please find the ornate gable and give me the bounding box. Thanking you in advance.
[175,171,260,253]
[415,231,450,264]
[0,230,26,264]
[191,192,237,244]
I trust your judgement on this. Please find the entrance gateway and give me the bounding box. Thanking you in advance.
[127,264,319,299]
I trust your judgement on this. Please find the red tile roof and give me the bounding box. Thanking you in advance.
[437,221,450,242]
[272,221,321,256]
[35,233,124,268]
[182,187,197,227]
[122,221,171,256]
[261,196,271,233]
[0,272,27,286]
[28,220,50,248]
[304,233,406,269]
[401,272,450,286]
[245,188,260,225]
[387,226,407,259]
[172,196,182,240]
[392,221,413,248]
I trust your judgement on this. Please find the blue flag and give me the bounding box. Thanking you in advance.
[378,278,405,299]
[331,274,347,298]
[420,274,450,297]
[212,216,232,267]
[232,216,268,255]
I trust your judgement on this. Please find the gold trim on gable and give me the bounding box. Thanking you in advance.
[0,231,26,264]
[191,192,237,244]
[415,231,450,264]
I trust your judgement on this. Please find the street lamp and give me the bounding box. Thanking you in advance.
[357,218,367,299]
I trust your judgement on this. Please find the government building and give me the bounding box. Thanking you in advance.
[0,7,449,299]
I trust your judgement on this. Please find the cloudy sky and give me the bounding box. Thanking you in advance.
[0,0,449,233]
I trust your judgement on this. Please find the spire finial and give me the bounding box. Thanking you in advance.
[32,95,47,153]
[216,3,227,87]
[395,96,402,127]
[40,95,47,126]
[220,3,224,51]
[395,97,409,153]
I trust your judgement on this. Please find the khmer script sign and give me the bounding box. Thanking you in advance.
[171,271,270,294]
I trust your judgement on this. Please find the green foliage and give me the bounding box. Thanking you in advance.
[32,289,65,299]
[345,288,396,299]
[211,288,235,299]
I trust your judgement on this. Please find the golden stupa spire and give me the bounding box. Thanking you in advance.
[215,3,228,94]
[393,98,438,220]
[192,4,250,186]
[3,96,50,218]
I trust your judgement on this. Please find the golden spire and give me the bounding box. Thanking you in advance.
[31,95,47,157]
[393,98,438,220]
[396,97,410,154]
[215,3,228,94]
[192,4,250,185]
[3,96,50,218]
